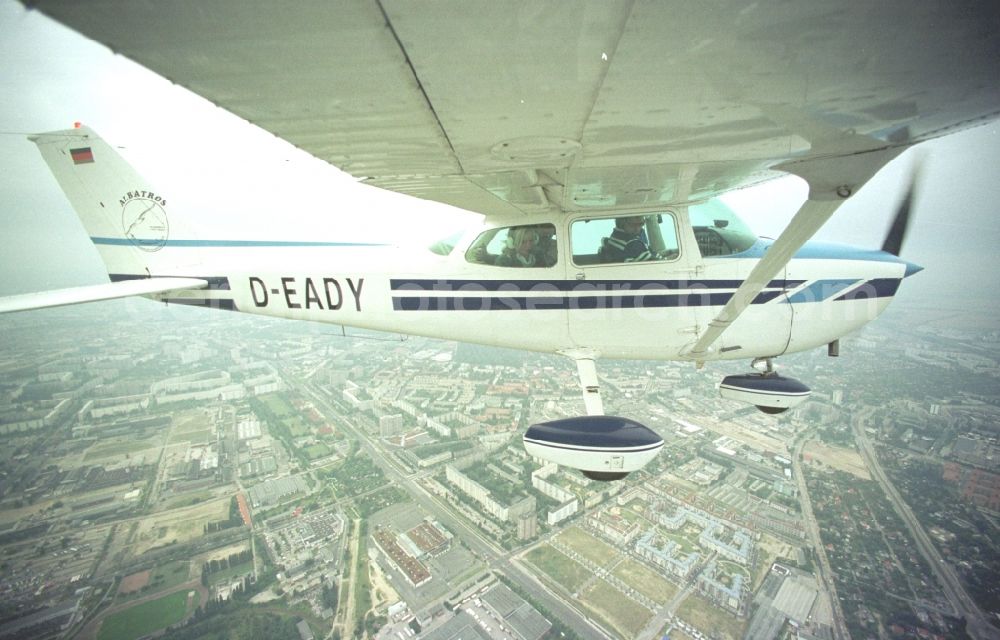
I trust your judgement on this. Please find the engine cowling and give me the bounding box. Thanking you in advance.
[719,373,811,414]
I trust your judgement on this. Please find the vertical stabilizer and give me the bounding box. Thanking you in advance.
[30,126,197,278]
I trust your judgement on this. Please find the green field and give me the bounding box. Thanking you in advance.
[84,438,159,461]
[610,558,679,604]
[99,589,197,640]
[260,393,295,417]
[208,560,254,586]
[580,578,652,638]
[676,593,746,640]
[167,427,213,445]
[555,526,618,566]
[524,544,591,593]
[118,560,190,603]
[286,421,311,437]
[660,529,700,554]
[304,443,331,459]
[259,394,311,437]
[160,491,213,510]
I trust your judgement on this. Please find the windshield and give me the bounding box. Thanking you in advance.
[427,230,464,256]
[688,198,758,256]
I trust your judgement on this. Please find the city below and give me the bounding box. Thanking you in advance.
[0,299,997,640]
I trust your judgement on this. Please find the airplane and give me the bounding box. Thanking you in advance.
[3,1,999,481]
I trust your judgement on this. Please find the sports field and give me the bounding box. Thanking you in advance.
[98,588,198,640]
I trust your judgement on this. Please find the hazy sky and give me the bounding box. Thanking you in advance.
[1,1,998,321]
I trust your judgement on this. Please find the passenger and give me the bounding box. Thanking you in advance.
[531,224,557,267]
[496,227,540,267]
[599,216,656,262]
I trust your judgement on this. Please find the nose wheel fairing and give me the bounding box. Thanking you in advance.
[719,358,811,414]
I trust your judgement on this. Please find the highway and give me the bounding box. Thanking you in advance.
[852,413,998,640]
[792,436,849,640]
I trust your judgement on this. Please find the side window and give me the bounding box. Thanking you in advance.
[465,224,557,268]
[571,213,678,265]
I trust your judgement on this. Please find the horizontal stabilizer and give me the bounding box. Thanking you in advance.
[0,277,208,314]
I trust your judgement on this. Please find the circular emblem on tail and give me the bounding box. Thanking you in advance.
[120,192,169,251]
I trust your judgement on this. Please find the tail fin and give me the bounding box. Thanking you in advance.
[30,126,198,278]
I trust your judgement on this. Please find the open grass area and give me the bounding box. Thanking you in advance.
[676,593,746,640]
[286,420,311,437]
[304,443,331,459]
[117,560,190,603]
[580,578,652,639]
[159,490,213,510]
[99,589,196,640]
[167,427,213,445]
[208,559,254,586]
[524,544,591,593]
[610,558,679,604]
[662,626,696,640]
[556,526,618,566]
[133,499,230,555]
[609,506,643,526]
[752,539,783,590]
[660,529,700,554]
[84,438,159,461]
[259,393,295,417]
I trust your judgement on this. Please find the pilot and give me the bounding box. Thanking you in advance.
[496,227,540,267]
[599,216,655,263]
[531,224,557,267]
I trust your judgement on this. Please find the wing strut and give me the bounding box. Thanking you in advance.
[686,146,906,359]
[686,197,842,358]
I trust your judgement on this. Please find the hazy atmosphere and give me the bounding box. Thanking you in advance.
[1,3,999,640]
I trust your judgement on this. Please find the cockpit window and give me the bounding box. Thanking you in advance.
[427,231,463,256]
[465,224,557,267]
[689,198,757,256]
[571,213,679,266]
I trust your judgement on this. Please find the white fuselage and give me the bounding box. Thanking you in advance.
[143,214,915,362]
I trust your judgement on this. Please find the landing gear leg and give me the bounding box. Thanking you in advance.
[522,350,661,481]
[751,357,777,376]
[573,355,605,416]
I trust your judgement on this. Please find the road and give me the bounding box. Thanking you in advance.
[295,374,613,640]
[792,436,849,640]
[852,413,998,640]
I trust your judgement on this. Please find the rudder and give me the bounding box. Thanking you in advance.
[30,126,197,278]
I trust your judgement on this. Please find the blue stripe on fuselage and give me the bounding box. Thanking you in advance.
[390,279,800,292]
[784,279,860,304]
[391,290,784,311]
[834,278,902,301]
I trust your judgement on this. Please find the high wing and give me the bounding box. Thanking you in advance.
[0,278,208,314]
[25,1,1000,219]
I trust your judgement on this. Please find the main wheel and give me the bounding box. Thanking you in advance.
[582,470,630,482]
[756,405,789,415]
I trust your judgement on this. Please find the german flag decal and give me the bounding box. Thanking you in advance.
[70,147,94,164]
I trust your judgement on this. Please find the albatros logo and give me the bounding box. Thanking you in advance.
[120,191,169,251]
